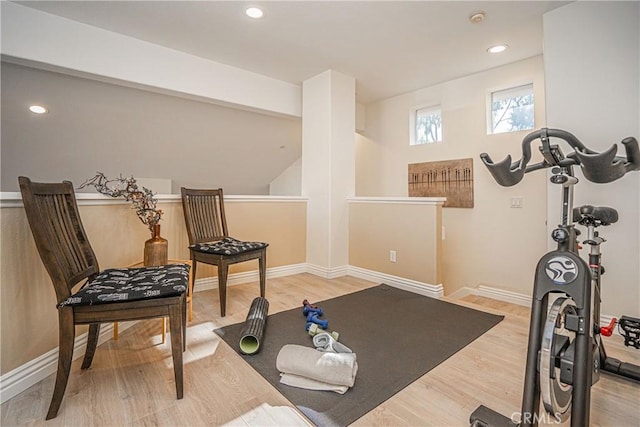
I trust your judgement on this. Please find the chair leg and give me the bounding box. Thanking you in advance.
[46,308,75,420]
[217,263,229,317]
[259,250,267,298]
[187,260,194,322]
[81,323,101,369]
[189,259,197,322]
[182,295,187,352]
[191,259,198,281]
[168,302,184,399]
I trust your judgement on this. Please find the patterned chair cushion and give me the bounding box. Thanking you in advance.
[190,237,268,256]
[59,264,190,307]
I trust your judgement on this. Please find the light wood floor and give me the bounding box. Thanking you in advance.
[2,274,639,426]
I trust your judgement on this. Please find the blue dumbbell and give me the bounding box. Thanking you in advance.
[306,312,328,329]
[302,300,323,317]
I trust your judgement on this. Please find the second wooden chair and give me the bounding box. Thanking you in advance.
[180,188,268,316]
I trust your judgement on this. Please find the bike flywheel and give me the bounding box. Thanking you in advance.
[540,296,577,422]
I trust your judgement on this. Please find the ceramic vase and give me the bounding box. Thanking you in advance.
[144,223,168,266]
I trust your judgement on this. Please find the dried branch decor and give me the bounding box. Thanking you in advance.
[79,172,163,231]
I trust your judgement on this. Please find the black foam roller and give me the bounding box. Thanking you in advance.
[239,297,269,355]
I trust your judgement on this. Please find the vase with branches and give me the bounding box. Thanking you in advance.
[79,172,163,231]
[79,172,168,266]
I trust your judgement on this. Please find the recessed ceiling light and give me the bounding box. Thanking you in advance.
[245,7,264,19]
[29,105,48,114]
[487,44,508,54]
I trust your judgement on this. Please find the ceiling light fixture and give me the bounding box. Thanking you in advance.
[29,105,48,114]
[245,7,264,19]
[487,44,508,54]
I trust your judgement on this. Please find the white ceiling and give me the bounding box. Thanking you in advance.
[15,1,569,104]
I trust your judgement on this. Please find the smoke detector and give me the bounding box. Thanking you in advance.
[469,12,485,24]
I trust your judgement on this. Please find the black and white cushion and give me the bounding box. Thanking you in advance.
[190,237,268,256]
[58,264,190,307]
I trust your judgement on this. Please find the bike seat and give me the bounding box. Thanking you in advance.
[573,205,618,226]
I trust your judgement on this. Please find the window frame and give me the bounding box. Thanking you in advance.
[486,82,535,135]
[410,104,443,146]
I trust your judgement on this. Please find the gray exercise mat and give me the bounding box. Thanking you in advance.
[215,284,503,427]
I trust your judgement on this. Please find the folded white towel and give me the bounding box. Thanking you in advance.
[276,344,358,388]
[279,373,349,394]
[313,332,352,353]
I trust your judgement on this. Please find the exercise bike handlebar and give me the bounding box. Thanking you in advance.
[480,128,640,187]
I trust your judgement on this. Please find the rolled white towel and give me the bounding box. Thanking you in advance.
[279,373,349,394]
[313,332,352,353]
[276,344,358,388]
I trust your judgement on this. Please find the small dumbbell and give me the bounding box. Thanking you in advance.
[306,312,329,329]
[307,323,339,341]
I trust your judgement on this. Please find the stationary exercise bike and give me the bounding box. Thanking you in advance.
[469,128,640,426]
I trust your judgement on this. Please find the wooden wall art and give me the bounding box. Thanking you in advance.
[408,158,474,208]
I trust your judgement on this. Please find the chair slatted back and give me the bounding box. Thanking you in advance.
[19,177,99,304]
[181,188,229,245]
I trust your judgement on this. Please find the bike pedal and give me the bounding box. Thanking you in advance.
[619,316,640,349]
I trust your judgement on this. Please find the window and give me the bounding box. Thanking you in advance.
[489,83,534,134]
[411,105,442,145]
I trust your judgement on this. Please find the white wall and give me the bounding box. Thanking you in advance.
[302,70,355,272]
[544,2,640,318]
[358,56,548,295]
[269,158,302,196]
[1,62,302,195]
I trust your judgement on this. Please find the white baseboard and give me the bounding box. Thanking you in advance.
[346,266,444,299]
[0,321,132,404]
[298,264,444,299]
[477,284,533,307]
[457,284,622,336]
[454,284,533,307]
[194,263,308,291]
[305,263,350,279]
[446,287,476,300]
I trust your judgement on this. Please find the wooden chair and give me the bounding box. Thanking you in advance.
[18,177,189,420]
[180,188,268,317]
